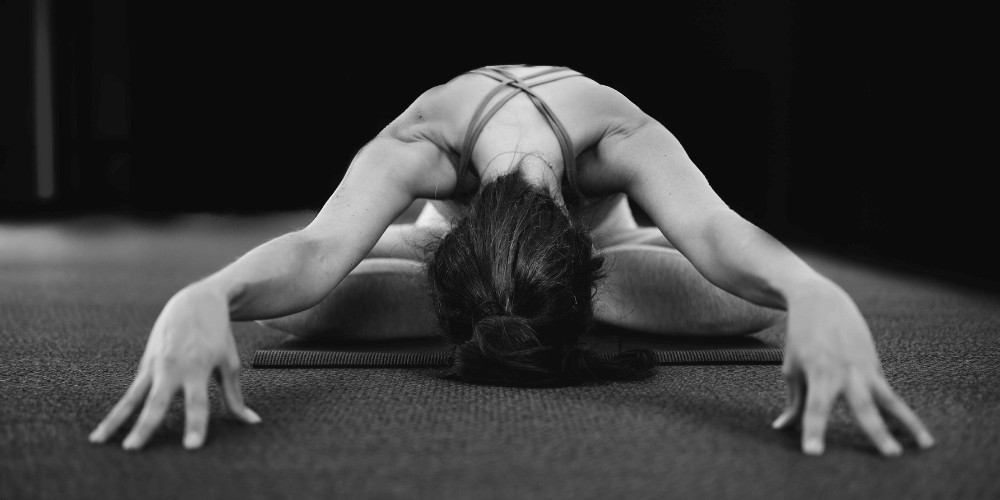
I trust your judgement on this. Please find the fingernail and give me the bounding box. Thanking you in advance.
[246,408,262,424]
[803,439,824,456]
[883,441,902,457]
[183,432,202,450]
[918,432,935,449]
[122,435,140,451]
[771,414,788,430]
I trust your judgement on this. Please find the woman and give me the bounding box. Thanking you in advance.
[88,65,934,456]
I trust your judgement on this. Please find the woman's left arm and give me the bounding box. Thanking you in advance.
[597,114,935,457]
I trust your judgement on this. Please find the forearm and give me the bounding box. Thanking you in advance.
[179,136,443,322]
[682,209,839,311]
[185,231,354,322]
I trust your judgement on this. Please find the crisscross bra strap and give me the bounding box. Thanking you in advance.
[456,66,585,199]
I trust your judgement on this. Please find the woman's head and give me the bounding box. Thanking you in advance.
[426,171,655,386]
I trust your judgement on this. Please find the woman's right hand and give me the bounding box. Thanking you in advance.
[88,285,262,450]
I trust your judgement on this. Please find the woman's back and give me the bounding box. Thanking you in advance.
[387,65,651,229]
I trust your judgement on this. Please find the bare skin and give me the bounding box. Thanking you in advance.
[262,202,782,339]
[88,65,934,456]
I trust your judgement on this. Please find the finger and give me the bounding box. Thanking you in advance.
[845,375,902,457]
[801,375,836,456]
[89,370,152,443]
[217,366,261,425]
[182,380,210,450]
[122,378,177,451]
[773,371,805,430]
[871,378,935,449]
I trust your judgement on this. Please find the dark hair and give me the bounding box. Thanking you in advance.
[426,172,656,387]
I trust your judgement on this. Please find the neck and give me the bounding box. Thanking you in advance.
[483,152,566,207]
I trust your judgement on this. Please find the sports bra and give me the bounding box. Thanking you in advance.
[454,65,587,202]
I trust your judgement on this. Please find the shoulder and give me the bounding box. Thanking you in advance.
[583,83,657,137]
[545,77,660,153]
[379,84,453,141]
[378,74,487,149]
[351,84,469,200]
[573,88,703,206]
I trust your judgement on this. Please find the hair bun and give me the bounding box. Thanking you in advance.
[471,314,540,353]
[471,300,506,326]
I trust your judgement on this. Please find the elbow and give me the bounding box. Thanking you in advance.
[668,207,739,260]
[292,228,343,275]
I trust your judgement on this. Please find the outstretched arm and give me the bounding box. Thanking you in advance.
[598,109,934,457]
[88,132,452,451]
[205,137,449,321]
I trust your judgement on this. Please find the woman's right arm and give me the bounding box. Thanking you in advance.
[88,129,455,451]
[201,136,451,322]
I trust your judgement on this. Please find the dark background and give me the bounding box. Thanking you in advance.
[1,1,994,289]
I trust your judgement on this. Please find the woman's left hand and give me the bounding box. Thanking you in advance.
[771,280,935,456]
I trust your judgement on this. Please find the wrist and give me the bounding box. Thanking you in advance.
[779,272,845,308]
[179,278,238,312]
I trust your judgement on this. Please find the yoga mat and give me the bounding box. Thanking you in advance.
[252,330,783,368]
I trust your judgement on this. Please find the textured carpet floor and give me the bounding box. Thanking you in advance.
[1,212,998,500]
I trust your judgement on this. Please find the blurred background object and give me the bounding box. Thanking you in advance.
[0,1,993,288]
